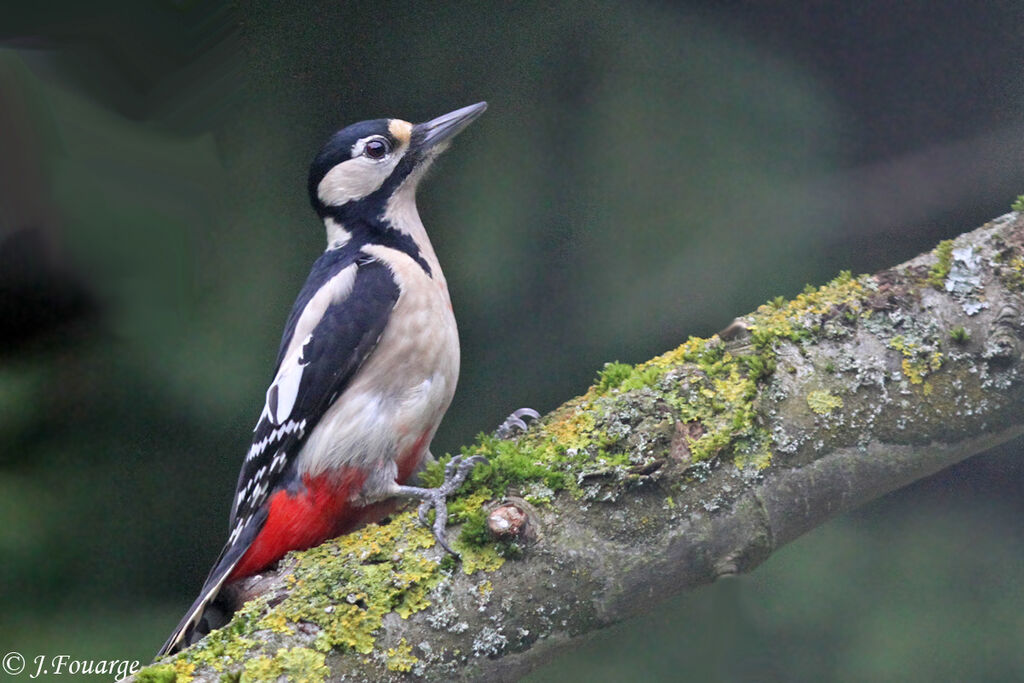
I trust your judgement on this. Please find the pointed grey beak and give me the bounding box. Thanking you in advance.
[414,102,488,151]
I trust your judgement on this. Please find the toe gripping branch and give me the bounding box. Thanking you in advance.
[392,454,488,556]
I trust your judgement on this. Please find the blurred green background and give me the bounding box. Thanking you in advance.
[1,1,1023,680]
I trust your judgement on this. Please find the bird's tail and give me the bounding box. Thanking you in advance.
[156,552,241,658]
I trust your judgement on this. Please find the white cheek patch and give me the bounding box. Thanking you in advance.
[317,136,407,207]
[318,157,393,206]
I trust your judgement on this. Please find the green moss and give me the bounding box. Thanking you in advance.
[161,513,451,677]
[595,361,634,392]
[452,536,506,573]
[807,390,843,415]
[593,360,662,393]
[1012,194,1024,212]
[739,353,776,382]
[926,239,955,287]
[651,272,866,470]
[747,270,867,348]
[948,326,970,344]
[644,337,774,468]
[456,500,491,546]
[241,647,329,682]
[134,664,178,683]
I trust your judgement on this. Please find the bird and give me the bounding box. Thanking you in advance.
[158,102,509,656]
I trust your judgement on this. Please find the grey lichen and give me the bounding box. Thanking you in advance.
[945,245,989,315]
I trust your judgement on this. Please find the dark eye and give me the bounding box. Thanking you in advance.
[364,138,390,159]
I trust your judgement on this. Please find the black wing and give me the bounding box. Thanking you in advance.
[228,255,400,533]
[158,253,400,656]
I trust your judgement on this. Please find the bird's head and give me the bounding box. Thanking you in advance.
[308,102,487,220]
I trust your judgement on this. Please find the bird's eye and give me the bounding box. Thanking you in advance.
[364,138,390,159]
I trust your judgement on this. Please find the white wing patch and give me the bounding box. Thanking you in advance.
[268,335,311,424]
[251,262,358,434]
[277,264,357,367]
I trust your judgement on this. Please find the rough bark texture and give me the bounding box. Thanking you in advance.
[136,210,1024,683]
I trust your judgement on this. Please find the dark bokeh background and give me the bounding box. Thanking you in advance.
[1,2,1023,680]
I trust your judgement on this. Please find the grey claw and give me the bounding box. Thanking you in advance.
[417,500,431,527]
[444,455,464,479]
[495,407,540,438]
[432,500,446,535]
[434,530,456,556]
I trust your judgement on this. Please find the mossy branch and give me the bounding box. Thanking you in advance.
[136,210,1024,683]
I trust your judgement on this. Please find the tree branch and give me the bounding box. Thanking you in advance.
[137,209,1024,683]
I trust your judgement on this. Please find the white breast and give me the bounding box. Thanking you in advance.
[296,242,460,497]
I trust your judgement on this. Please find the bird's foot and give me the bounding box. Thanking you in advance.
[494,407,540,439]
[391,454,488,556]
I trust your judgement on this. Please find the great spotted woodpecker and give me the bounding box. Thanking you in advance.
[158,103,505,656]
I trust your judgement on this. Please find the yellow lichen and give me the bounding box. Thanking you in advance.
[393,551,444,618]
[747,270,866,346]
[172,659,195,682]
[997,254,1024,292]
[544,402,597,450]
[241,647,329,682]
[889,335,942,385]
[257,609,293,635]
[385,638,418,673]
[807,390,843,415]
[649,335,715,370]
[229,513,448,658]
[681,361,763,463]
[733,447,773,470]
